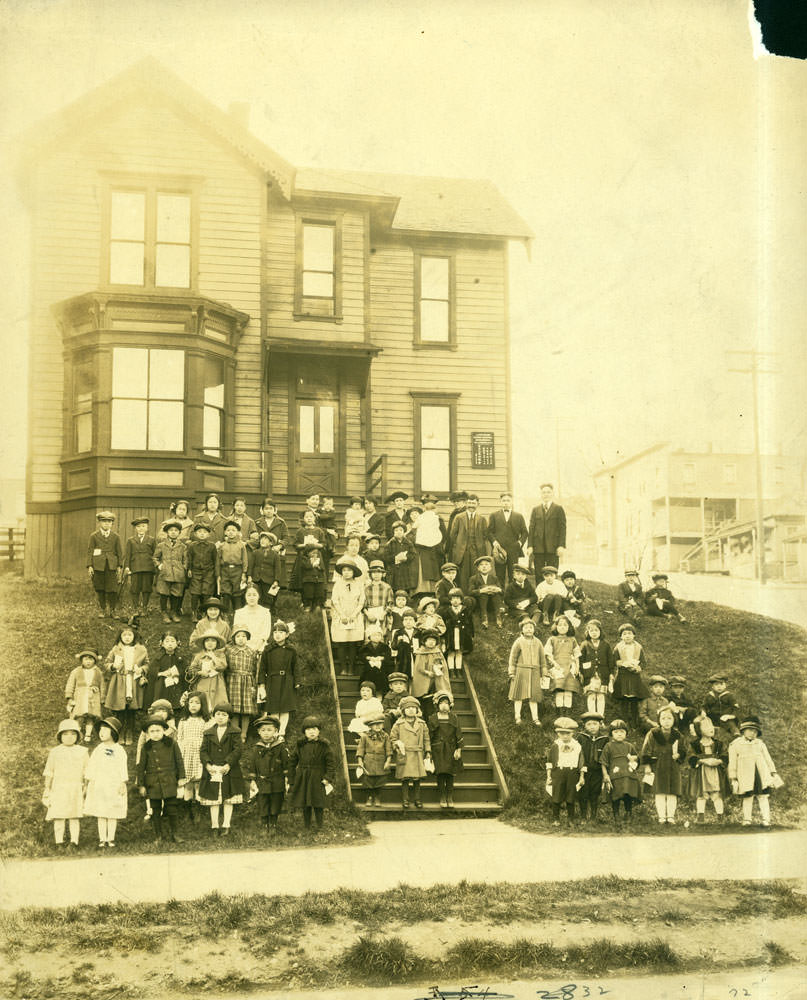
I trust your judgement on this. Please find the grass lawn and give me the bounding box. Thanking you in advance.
[468,580,807,833]
[2,878,805,996]
[0,569,368,858]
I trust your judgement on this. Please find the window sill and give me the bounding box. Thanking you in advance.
[413,341,458,351]
[293,312,344,324]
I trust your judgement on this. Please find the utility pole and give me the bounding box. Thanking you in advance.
[728,350,779,585]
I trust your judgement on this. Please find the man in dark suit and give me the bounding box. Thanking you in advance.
[527,483,566,572]
[449,493,490,591]
[87,510,124,619]
[486,492,528,588]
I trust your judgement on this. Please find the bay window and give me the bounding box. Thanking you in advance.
[110,347,184,451]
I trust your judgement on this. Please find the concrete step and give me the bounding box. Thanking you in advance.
[350,781,501,805]
[357,801,503,815]
[337,692,473,710]
[345,743,492,765]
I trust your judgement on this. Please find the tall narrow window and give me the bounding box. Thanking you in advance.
[683,462,696,486]
[413,394,457,495]
[295,217,342,319]
[415,254,454,345]
[72,356,95,454]
[107,186,192,289]
[202,357,225,458]
[111,347,184,451]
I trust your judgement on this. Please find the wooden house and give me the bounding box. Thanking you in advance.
[20,59,532,579]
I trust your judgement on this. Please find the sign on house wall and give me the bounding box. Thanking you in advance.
[471,432,495,469]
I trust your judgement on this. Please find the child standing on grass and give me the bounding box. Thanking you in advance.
[639,675,671,734]
[86,510,123,620]
[153,520,188,624]
[65,648,106,744]
[545,717,586,827]
[641,706,685,825]
[226,625,259,742]
[355,712,392,808]
[600,718,642,828]
[544,615,581,718]
[137,714,186,843]
[104,619,149,746]
[176,690,209,824]
[144,630,186,713]
[43,719,88,851]
[443,588,474,675]
[577,712,608,823]
[123,517,156,616]
[198,702,245,836]
[611,623,650,730]
[428,691,463,809]
[243,714,289,832]
[507,615,546,727]
[288,716,336,831]
[578,619,613,718]
[390,696,431,810]
[84,717,128,849]
[188,631,229,710]
[688,716,728,824]
[728,716,783,828]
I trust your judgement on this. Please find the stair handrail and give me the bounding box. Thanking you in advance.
[320,607,354,805]
[462,663,510,805]
[366,453,387,497]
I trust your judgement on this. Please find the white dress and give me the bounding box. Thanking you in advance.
[330,578,366,642]
[83,742,129,818]
[233,604,273,653]
[43,744,89,820]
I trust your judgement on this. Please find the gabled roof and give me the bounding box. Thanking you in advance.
[294,168,534,241]
[20,58,295,199]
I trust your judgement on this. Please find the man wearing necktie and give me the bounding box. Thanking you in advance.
[449,493,490,590]
[486,492,528,588]
[527,483,566,573]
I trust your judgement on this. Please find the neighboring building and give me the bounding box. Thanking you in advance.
[685,512,807,580]
[782,530,807,583]
[20,60,531,579]
[594,443,806,575]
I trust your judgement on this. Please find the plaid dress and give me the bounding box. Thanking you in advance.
[176,715,208,784]
[226,645,259,715]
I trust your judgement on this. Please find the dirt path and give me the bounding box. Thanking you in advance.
[2,820,806,910]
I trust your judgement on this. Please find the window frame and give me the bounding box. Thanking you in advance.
[411,392,459,498]
[202,356,226,459]
[414,250,456,349]
[294,214,343,322]
[102,175,199,292]
[109,346,186,455]
[71,353,95,456]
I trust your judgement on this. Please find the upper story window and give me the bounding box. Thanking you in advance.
[295,216,342,320]
[108,186,193,289]
[415,253,455,347]
[412,393,458,496]
[682,462,696,486]
[110,347,184,451]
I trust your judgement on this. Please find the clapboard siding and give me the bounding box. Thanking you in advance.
[265,202,366,342]
[27,99,266,575]
[367,240,510,509]
[267,355,290,495]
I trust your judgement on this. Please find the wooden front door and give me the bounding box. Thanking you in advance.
[293,395,339,495]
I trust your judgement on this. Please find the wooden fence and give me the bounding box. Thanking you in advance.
[0,527,25,562]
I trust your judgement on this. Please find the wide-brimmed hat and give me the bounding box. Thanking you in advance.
[580,711,604,722]
[417,595,437,613]
[75,648,99,662]
[162,520,182,532]
[386,491,409,503]
[198,631,225,649]
[57,719,81,740]
[301,715,322,730]
[739,715,762,735]
[398,696,420,713]
[202,597,224,610]
[387,672,408,685]
[433,691,454,707]
[554,716,578,731]
[368,559,386,572]
[130,516,150,527]
[609,718,629,732]
[474,554,493,567]
[212,702,234,716]
[336,555,362,577]
[647,674,668,686]
[359,680,377,694]
[441,562,458,573]
[96,510,116,521]
[617,622,637,635]
[95,717,122,741]
[231,624,251,640]
[253,714,281,730]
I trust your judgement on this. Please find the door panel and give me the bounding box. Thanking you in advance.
[294,397,339,495]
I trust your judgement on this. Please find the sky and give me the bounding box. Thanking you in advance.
[1,0,804,505]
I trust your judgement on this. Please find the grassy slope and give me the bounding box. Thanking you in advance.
[469,580,807,831]
[0,570,367,858]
